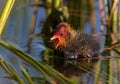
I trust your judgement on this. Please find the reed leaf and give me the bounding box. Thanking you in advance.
[0,39,75,84]
[108,60,113,84]
[0,57,24,84]
[117,59,120,84]
[21,66,34,84]
[93,60,102,84]
[46,0,52,16]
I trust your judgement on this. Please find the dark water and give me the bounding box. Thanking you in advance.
[0,0,120,84]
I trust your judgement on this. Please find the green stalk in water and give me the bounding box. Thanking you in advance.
[0,58,25,84]
[0,0,15,34]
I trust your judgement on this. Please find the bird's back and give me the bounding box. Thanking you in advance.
[63,33,100,59]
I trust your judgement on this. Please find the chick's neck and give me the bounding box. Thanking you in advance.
[64,29,76,46]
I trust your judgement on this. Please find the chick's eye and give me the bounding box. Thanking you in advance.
[60,31,64,36]
[60,32,63,36]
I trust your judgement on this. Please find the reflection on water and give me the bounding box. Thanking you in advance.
[62,62,95,84]
[53,55,98,84]
[28,6,46,61]
[52,55,120,84]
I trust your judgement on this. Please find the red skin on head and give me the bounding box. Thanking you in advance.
[50,25,67,48]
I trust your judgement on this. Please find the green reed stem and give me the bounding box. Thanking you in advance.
[0,0,15,34]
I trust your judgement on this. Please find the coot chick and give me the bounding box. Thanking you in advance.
[50,22,100,59]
